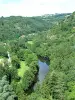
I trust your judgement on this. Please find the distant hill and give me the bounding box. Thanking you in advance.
[0,13,71,41]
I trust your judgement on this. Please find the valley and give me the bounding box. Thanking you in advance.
[0,12,75,100]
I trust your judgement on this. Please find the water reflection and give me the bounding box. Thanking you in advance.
[38,60,49,83]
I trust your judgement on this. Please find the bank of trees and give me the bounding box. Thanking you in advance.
[0,13,68,41]
[0,12,75,100]
[0,75,18,100]
[25,12,75,100]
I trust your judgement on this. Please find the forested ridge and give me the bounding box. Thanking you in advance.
[0,12,75,100]
[0,13,70,41]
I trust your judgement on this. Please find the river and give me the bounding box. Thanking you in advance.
[38,60,49,83]
[33,60,49,90]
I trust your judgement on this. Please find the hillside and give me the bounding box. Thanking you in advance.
[27,12,75,100]
[0,12,75,100]
[0,13,70,41]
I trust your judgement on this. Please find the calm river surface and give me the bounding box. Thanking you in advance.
[38,60,49,83]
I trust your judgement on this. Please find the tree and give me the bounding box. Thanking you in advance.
[22,70,35,91]
[0,75,18,100]
[11,55,20,69]
[17,49,25,61]
[44,71,65,100]
[65,82,75,100]
[0,59,9,79]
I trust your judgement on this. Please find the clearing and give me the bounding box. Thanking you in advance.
[18,61,29,78]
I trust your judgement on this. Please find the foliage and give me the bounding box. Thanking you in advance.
[0,75,18,100]
[11,55,20,68]
[1,12,75,100]
[18,61,29,78]
[0,14,68,41]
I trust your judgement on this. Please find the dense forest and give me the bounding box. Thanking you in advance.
[0,12,75,100]
[0,13,70,41]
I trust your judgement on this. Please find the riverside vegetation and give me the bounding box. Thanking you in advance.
[0,12,75,100]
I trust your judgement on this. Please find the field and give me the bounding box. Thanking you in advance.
[18,61,29,78]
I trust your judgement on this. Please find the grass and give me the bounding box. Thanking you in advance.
[0,56,4,58]
[18,61,29,78]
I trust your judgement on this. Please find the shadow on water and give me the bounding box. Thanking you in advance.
[37,55,50,64]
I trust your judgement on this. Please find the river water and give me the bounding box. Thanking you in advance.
[33,60,49,90]
[38,60,49,83]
